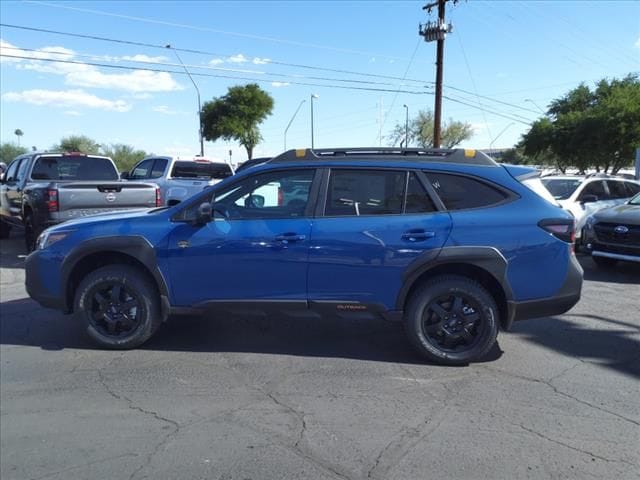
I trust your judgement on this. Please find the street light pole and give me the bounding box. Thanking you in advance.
[284,99,306,151]
[524,98,545,115]
[310,94,319,149]
[166,44,204,157]
[403,104,409,148]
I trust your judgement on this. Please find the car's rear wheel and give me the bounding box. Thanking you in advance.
[74,265,162,349]
[23,213,39,253]
[592,255,617,269]
[404,275,499,366]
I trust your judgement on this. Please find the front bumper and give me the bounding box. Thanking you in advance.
[509,251,583,322]
[25,250,66,311]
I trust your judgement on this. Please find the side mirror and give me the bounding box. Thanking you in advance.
[581,194,598,204]
[120,171,130,179]
[194,202,213,225]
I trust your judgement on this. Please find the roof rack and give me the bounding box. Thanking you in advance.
[270,148,497,166]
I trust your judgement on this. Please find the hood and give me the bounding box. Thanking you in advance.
[593,203,640,225]
[45,208,166,232]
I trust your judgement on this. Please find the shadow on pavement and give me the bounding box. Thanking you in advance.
[0,297,503,365]
[0,229,27,270]
[577,253,640,284]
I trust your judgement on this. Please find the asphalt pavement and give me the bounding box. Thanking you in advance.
[1,230,639,480]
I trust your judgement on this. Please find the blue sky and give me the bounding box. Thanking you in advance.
[1,0,638,163]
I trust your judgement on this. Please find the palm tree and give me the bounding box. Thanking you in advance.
[14,129,23,146]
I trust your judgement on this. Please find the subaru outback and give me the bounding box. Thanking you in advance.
[25,148,583,365]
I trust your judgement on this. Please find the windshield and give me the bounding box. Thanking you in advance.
[170,161,232,180]
[629,193,640,205]
[541,178,583,200]
[31,155,118,181]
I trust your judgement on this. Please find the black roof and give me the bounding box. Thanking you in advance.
[270,148,497,166]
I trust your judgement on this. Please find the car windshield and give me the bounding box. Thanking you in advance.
[171,161,232,180]
[31,155,118,181]
[629,193,640,205]
[541,178,583,200]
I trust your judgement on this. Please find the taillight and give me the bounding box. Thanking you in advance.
[155,187,162,207]
[277,187,284,206]
[538,218,575,244]
[46,189,59,212]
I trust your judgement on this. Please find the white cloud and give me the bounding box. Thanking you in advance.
[131,92,153,99]
[152,105,177,115]
[121,54,168,63]
[635,36,640,49]
[271,82,290,88]
[209,58,225,65]
[1,40,181,93]
[2,89,131,112]
[228,54,247,64]
[252,57,271,65]
[63,110,83,116]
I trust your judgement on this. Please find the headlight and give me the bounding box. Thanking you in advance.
[36,230,70,250]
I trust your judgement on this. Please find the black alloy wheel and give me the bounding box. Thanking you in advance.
[421,293,484,352]
[88,282,142,338]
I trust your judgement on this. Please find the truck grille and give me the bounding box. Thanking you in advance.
[594,223,640,247]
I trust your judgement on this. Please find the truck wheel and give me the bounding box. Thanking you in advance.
[404,275,499,366]
[74,265,162,349]
[0,220,11,239]
[23,213,40,253]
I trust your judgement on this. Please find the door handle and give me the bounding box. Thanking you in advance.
[275,233,307,244]
[401,229,435,242]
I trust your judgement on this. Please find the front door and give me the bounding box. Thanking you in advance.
[167,168,318,306]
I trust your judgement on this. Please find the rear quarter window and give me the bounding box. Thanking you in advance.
[425,172,509,210]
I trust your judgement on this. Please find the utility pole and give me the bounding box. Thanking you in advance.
[419,0,455,148]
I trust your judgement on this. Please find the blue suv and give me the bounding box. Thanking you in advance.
[25,148,583,365]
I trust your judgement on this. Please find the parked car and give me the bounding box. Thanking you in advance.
[25,147,583,365]
[583,192,640,268]
[122,156,233,206]
[0,152,160,250]
[540,175,640,244]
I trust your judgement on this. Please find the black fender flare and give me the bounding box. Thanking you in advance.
[60,235,170,313]
[396,246,516,328]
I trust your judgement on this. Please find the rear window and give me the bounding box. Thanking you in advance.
[541,178,582,200]
[426,172,508,210]
[170,161,232,180]
[31,155,118,181]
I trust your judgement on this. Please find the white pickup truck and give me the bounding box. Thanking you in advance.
[123,156,233,206]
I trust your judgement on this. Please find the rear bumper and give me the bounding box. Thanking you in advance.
[510,252,583,322]
[25,250,66,311]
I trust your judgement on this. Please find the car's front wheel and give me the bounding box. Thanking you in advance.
[404,275,499,366]
[74,265,162,349]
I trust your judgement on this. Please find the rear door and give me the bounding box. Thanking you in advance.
[307,168,452,310]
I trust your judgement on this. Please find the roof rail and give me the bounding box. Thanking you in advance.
[270,148,497,166]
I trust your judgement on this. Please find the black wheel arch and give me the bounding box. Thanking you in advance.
[61,236,170,316]
[397,246,516,330]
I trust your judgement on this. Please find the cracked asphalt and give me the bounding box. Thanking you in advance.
[1,231,639,480]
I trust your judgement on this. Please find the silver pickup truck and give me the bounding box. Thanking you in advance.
[122,156,233,206]
[0,152,159,250]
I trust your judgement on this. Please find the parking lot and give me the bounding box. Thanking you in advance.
[1,230,638,480]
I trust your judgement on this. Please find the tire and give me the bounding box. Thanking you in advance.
[0,220,11,239]
[592,255,617,269]
[23,213,40,253]
[74,265,162,349]
[404,275,499,366]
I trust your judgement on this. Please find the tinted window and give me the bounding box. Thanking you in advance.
[624,182,640,197]
[16,158,29,181]
[150,158,168,179]
[405,172,436,213]
[541,178,582,200]
[31,156,118,181]
[607,180,628,199]
[130,159,153,180]
[579,181,607,201]
[4,158,21,182]
[171,161,232,180]
[426,172,507,210]
[325,170,405,216]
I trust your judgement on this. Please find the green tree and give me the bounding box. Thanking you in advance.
[100,143,148,172]
[14,129,23,146]
[53,135,101,154]
[388,109,473,148]
[0,142,28,164]
[521,74,640,174]
[201,83,274,160]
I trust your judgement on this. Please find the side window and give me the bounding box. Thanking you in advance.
[405,172,437,213]
[212,169,315,219]
[579,181,607,201]
[16,158,30,181]
[325,170,405,216]
[624,182,640,197]
[150,158,168,179]
[607,181,628,199]
[130,159,154,180]
[4,159,22,182]
[426,172,508,210]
